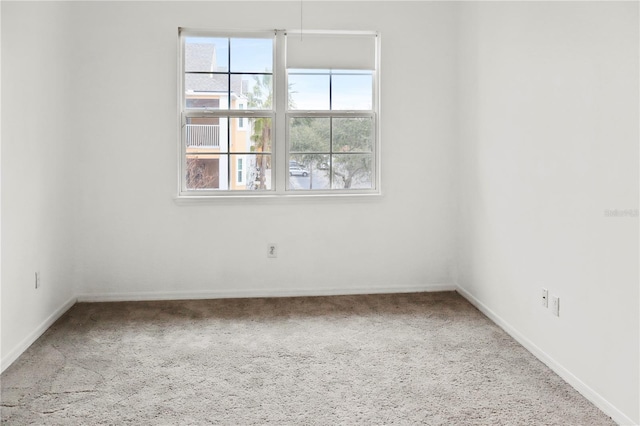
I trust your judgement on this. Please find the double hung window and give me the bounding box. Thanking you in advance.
[179,29,378,196]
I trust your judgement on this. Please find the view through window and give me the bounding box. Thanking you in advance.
[179,29,378,196]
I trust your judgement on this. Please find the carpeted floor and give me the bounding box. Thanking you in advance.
[1,291,614,425]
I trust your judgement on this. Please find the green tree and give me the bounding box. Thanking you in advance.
[289,117,373,189]
[246,75,273,189]
[331,117,373,189]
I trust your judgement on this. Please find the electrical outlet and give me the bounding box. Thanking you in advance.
[35,272,41,289]
[551,295,560,317]
[267,243,278,258]
[541,288,548,307]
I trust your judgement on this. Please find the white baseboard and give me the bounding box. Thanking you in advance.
[76,283,456,302]
[1,296,77,374]
[455,285,637,426]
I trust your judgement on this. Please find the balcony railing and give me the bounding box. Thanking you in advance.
[186,124,220,148]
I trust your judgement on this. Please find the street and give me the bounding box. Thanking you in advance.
[289,169,330,190]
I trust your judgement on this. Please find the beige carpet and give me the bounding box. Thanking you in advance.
[1,291,614,425]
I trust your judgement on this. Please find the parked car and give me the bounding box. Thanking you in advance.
[289,165,309,177]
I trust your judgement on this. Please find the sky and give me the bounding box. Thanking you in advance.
[186,36,373,111]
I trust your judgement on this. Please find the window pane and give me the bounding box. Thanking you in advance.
[229,154,269,190]
[185,37,228,72]
[185,117,225,149]
[242,154,272,190]
[231,117,272,153]
[332,154,373,189]
[185,74,228,109]
[238,74,272,110]
[332,73,373,110]
[289,117,330,152]
[332,117,373,152]
[288,154,330,190]
[186,156,221,190]
[288,74,330,110]
[230,38,273,73]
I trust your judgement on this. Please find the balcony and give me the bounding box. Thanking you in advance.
[186,124,220,148]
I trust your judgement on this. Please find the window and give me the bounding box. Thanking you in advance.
[179,29,378,197]
[237,158,244,184]
[238,103,246,130]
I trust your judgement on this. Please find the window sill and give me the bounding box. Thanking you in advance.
[173,191,382,205]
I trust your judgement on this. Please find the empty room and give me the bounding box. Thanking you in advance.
[1,1,638,424]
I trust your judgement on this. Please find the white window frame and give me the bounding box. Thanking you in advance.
[177,28,380,199]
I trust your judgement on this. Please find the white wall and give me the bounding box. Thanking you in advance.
[69,1,458,299]
[456,2,639,424]
[1,2,79,368]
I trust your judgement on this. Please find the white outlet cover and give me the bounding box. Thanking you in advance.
[551,295,560,316]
